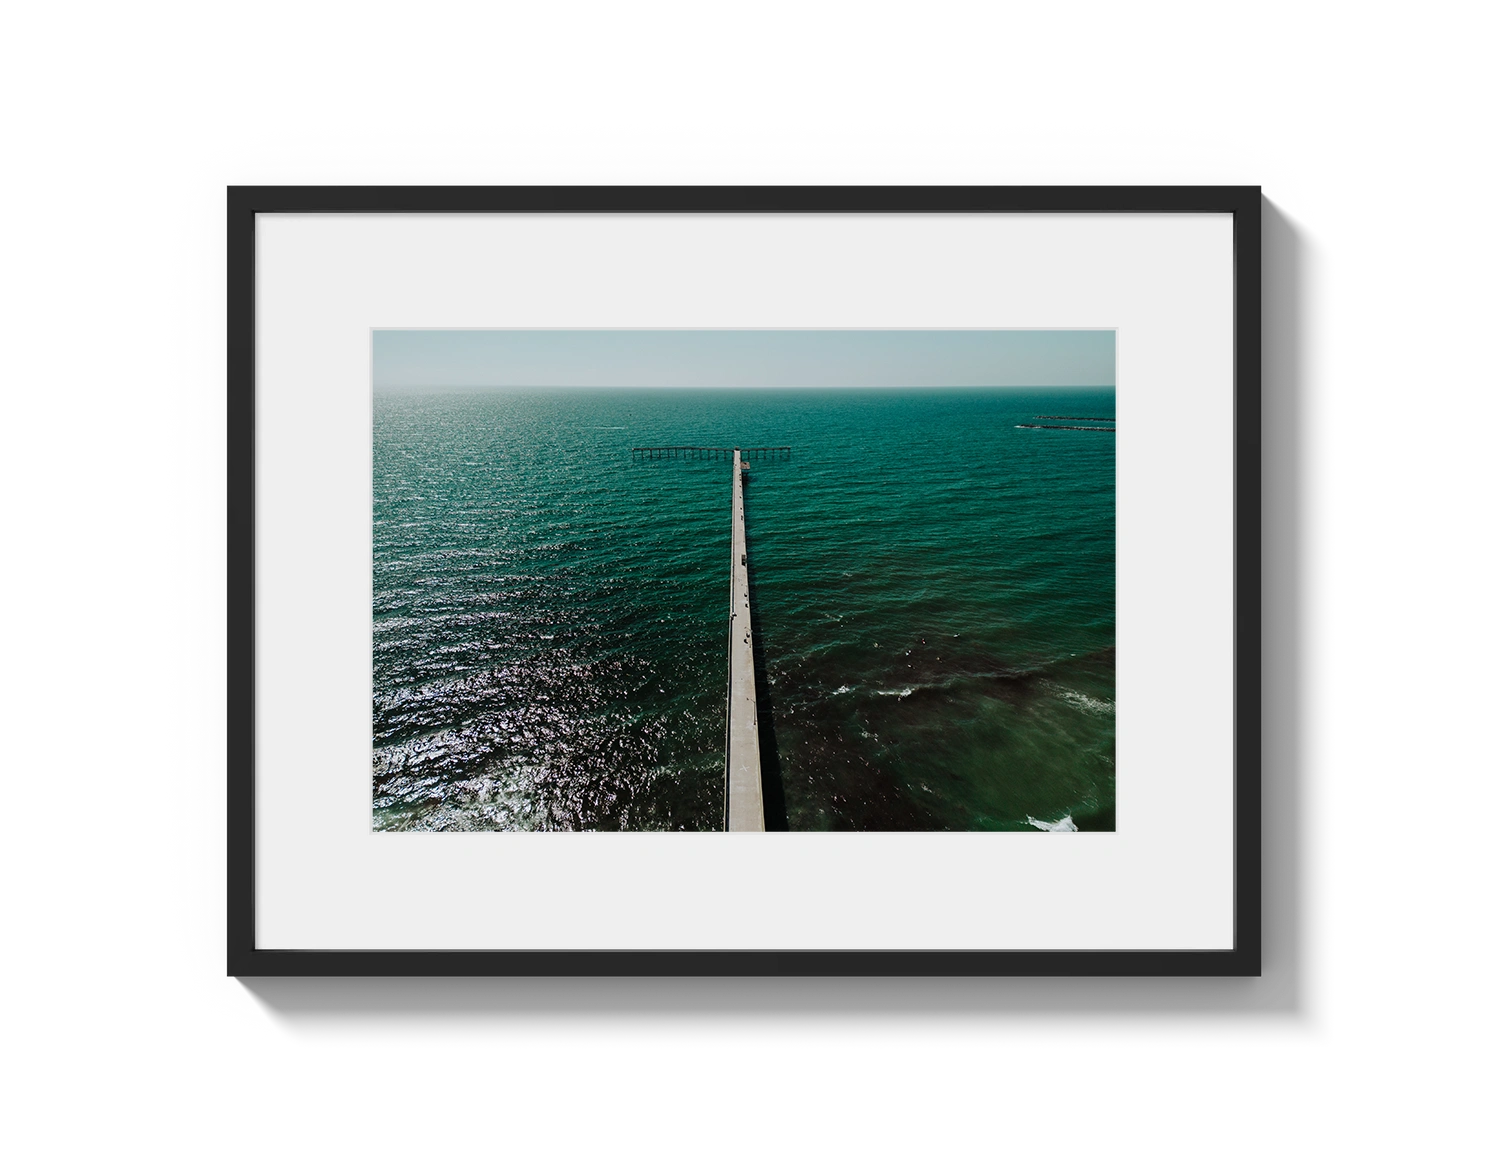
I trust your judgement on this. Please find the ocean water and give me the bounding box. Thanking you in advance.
[372,388,1114,831]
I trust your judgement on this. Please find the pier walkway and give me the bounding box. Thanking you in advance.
[724,449,764,831]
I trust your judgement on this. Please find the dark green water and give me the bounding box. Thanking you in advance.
[373,388,1114,831]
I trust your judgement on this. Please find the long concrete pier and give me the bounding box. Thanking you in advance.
[724,449,764,831]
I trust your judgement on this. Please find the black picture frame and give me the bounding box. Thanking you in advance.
[167,118,1338,1050]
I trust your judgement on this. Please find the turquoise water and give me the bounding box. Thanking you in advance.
[373,388,1114,831]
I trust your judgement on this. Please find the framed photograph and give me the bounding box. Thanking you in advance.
[229,186,1260,975]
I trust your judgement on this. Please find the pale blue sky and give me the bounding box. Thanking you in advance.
[372,330,1114,390]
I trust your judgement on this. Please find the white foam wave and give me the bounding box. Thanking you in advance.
[1057,688,1114,715]
[1027,815,1078,832]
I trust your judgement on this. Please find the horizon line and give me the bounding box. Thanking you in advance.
[373,383,1118,392]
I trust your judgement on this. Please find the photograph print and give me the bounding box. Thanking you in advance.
[372,329,1115,833]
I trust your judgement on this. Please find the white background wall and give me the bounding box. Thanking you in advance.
[1,2,1495,1166]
